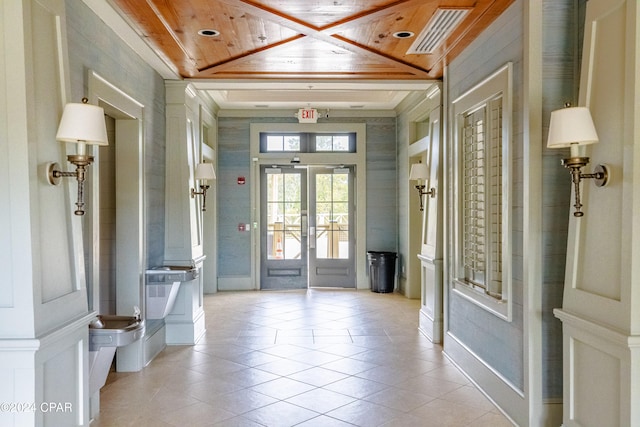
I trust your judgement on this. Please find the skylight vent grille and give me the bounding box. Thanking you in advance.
[407,8,470,54]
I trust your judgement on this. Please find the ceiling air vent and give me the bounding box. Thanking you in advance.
[407,8,470,54]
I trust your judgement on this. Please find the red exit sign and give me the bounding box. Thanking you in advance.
[298,108,318,123]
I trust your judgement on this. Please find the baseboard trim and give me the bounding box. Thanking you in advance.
[444,331,524,426]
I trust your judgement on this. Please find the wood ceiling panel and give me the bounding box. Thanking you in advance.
[197,37,424,79]
[109,0,515,80]
[250,0,398,27]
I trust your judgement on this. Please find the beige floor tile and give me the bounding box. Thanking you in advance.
[285,349,344,365]
[320,357,379,375]
[287,366,350,387]
[249,377,316,400]
[364,386,436,412]
[285,387,356,413]
[189,358,248,376]
[379,412,431,427]
[253,357,312,376]
[157,401,236,427]
[294,414,356,426]
[440,385,499,411]
[325,399,402,426]
[94,290,512,426]
[324,375,389,399]
[468,410,516,427]
[212,388,279,415]
[242,400,319,426]
[225,349,284,367]
[276,328,314,337]
[424,364,473,385]
[218,367,281,388]
[313,335,354,344]
[396,373,465,398]
[259,343,310,358]
[408,399,490,426]
[274,336,316,345]
[187,378,246,403]
[212,415,266,426]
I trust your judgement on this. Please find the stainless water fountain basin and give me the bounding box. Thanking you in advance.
[146,265,199,282]
[89,315,145,350]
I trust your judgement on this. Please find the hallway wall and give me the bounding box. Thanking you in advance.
[441,0,584,424]
[445,0,526,393]
[216,114,397,290]
[540,0,585,401]
[65,0,167,269]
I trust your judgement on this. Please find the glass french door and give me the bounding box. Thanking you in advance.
[261,166,307,290]
[308,166,355,288]
[260,165,355,289]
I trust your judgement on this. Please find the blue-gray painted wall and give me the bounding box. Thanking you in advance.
[65,1,166,268]
[541,0,585,399]
[447,0,526,391]
[446,0,583,398]
[217,116,397,280]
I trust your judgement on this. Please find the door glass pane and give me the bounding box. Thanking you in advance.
[285,174,301,201]
[315,173,349,259]
[315,174,331,201]
[314,135,351,152]
[332,174,348,200]
[332,135,350,151]
[266,135,283,151]
[316,135,332,151]
[333,202,348,226]
[266,135,301,151]
[267,173,301,260]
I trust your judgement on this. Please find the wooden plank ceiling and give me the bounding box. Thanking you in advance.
[109,0,515,80]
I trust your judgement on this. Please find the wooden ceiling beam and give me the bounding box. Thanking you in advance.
[213,0,431,78]
[322,0,431,32]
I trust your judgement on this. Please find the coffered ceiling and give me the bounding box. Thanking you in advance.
[96,0,514,109]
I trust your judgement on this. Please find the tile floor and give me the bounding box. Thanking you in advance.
[92,289,514,426]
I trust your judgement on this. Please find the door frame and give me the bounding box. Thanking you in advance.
[87,70,146,372]
[250,123,367,290]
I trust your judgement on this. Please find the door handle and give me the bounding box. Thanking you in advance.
[301,212,307,237]
[309,226,315,249]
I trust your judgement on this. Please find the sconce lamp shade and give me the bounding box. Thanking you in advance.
[56,103,108,146]
[195,163,216,181]
[547,106,599,148]
[409,163,429,181]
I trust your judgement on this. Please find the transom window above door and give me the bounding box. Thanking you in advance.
[260,132,356,153]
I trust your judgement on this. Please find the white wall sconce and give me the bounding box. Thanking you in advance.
[47,98,108,216]
[547,104,609,217]
[191,162,216,211]
[409,162,436,211]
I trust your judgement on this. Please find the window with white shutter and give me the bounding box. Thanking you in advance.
[452,63,512,321]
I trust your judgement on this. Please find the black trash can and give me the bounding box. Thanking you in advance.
[367,251,397,293]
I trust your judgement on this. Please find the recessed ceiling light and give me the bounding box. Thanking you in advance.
[198,29,220,37]
[393,31,414,39]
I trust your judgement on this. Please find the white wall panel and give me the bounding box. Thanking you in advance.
[556,1,640,407]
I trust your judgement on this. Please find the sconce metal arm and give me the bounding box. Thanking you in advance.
[191,184,211,211]
[414,184,436,211]
[561,157,608,217]
[47,154,94,216]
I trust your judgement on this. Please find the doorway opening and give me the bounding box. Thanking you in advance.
[260,165,356,290]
